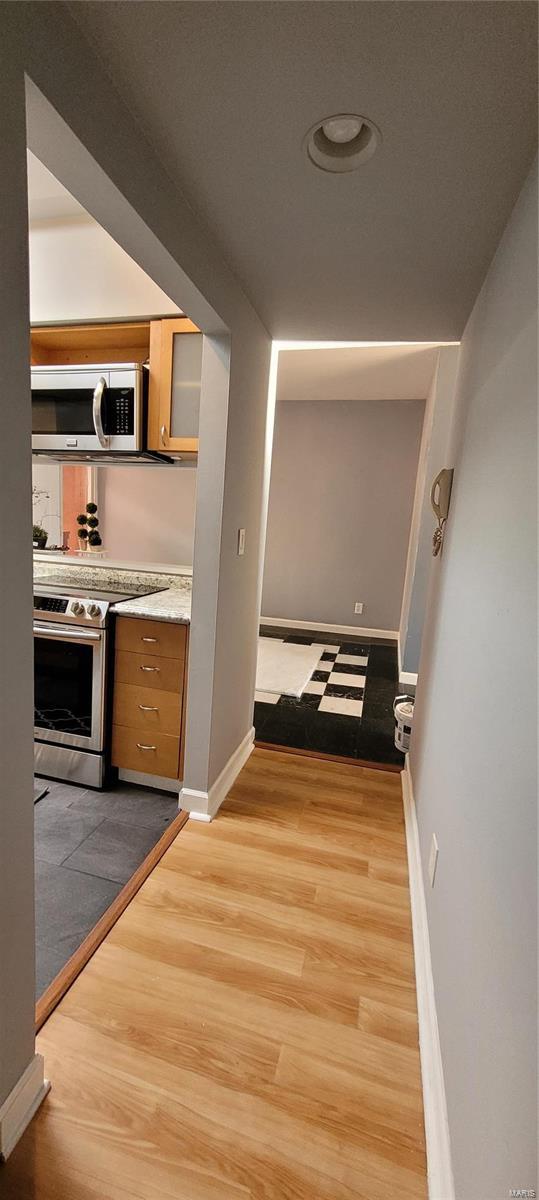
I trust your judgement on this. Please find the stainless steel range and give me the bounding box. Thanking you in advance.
[34,576,163,788]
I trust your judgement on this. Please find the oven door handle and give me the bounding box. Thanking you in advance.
[33,623,102,642]
[92,376,110,449]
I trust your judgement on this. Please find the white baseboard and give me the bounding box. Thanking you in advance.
[397,634,418,692]
[261,616,398,640]
[181,726,255,820]
[401,761,455,1200]
[0,1054,50,1161]
[399,669,418,690]
[119,768,182,795]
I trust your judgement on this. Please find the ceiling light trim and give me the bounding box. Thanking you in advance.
[274,340,461,352]
[304,113,381,173]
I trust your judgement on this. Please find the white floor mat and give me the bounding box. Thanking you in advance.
[256,637,323,698]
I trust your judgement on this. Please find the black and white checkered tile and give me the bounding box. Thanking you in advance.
[255,641,369,720]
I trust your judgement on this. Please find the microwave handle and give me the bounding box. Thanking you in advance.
[93,377,109,449]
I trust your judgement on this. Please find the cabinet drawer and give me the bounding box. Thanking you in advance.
[115,649,182,693]
[115,616,186,660]
[113,682,181,736]
[112,725,180,779]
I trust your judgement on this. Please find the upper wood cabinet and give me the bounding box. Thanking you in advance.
[30,322,151,366]
[30,317,202,458]
[148,318,202,454]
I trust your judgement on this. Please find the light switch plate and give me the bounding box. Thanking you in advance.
[354,602,364,615]
[237,528,246,556]
[428,834,439,887]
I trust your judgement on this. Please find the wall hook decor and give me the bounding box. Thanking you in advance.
[430,468,454,556]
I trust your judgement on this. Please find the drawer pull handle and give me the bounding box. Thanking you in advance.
[141,636,158,643]
[136,742,157,751]
[140,665,160,672]
[139,704,159,712]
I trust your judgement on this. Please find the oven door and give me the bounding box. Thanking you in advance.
[34,621,106,753]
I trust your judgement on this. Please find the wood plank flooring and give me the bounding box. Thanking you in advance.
[1,748,426,1200]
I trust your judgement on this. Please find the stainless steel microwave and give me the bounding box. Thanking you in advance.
[31,363,145,456]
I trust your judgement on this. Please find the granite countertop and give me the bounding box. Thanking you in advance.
[34,561,192,625]
[111,586,192,624]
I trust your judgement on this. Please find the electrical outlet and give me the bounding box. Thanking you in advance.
[428,834,439,887]
[354,602,364,615]
[237,528,246,556]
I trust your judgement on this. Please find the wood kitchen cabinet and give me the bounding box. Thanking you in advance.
[30,321,151,366]
[112,616,189,781]
[31,317,202,458]
[148,318,202,454]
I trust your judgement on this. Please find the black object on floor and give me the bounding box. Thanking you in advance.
[34,778,179,999]
[34,781,49,804]
[254,626,404,768]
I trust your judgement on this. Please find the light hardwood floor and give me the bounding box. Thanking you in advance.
[2,748,426,1200]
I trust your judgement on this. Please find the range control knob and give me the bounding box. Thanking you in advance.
[87,604,101,619]
[71,601,85,616]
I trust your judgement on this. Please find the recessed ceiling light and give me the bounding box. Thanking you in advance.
[304,113,381,173]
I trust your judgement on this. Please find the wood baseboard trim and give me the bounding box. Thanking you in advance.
[35,808,189,1032]
[254,740,403,773]
[401,760,455,1199]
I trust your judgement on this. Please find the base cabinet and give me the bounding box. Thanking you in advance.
[113,683,181,736]
[112,617,188,780]
[112,725,181,780]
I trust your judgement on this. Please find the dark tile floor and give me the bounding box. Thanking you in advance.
[254,626,404,768]
[34,779,179,999]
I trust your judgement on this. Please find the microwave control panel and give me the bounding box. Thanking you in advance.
[107,389,134,436]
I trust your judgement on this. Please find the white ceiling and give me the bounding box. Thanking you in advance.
[68,1,537,341]
[276,344,439,403]
[27,150,89,223]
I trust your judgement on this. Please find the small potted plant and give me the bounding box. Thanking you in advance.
[75,502,103,552]
[85,502,103,552]
[76,514,88,551]
[32,523,48,549]
[32,484,50,549]
[88,530,103,552]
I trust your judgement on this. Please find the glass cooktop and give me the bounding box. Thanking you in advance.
[33,575,165,603]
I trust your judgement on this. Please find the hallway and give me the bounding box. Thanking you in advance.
[2,749,426,1200]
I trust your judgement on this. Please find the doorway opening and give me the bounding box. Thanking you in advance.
[254,339,456,768]
[25,112,229,1019]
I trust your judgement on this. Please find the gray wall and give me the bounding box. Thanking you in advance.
[0,0,271,1114]
[262,398,424,631]
[29,213,178,323]
[399,347,460,677]
[410,160,537,1198]
[0,58,37,1109]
